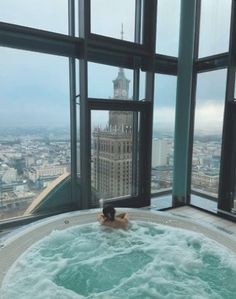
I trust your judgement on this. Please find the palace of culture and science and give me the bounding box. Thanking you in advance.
[91,67,134,201]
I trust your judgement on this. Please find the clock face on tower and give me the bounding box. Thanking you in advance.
[122,90,127,97]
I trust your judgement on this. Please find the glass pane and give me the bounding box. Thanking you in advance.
[139,70,146,100]
[191,69,227,198]
[0,48,70,220]
[91,0,136,42]
[156,0,181,57]
[75,0,79,37]
[151,75,177,194]
[88,63,134,100]
[198,0,231,58]
[91,110,139,207]
[0,0,68,34]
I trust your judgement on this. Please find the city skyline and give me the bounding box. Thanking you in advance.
[0,120,222,220]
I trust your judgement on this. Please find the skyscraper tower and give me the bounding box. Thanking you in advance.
[113,68,130,99]
[109,68,132,130]
[91,64,133,204]
[109,25,132,130]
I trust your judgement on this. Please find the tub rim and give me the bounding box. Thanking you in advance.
[0,208,236,288]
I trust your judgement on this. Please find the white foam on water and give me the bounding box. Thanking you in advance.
[1,221,236,299]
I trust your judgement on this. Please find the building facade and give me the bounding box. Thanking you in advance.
[152,138,170,168]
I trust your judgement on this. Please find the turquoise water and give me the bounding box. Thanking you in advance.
[1,221,236,299]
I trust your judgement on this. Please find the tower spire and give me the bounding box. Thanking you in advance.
[121,23,124,40]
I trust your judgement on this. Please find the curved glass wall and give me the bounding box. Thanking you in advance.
[0,1,235,224]
[0,47,70,220]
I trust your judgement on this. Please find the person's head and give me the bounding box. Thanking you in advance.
[103,205,116,221]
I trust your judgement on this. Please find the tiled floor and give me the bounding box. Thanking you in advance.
[168,206,236,238]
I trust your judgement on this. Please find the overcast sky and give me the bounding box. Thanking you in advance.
[0,0,232,134]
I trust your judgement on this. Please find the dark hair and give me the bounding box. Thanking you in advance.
[103,206,116,221]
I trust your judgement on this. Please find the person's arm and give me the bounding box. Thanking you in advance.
[123,213,128,221]
[116,213,128,221]
[116,213,124,219]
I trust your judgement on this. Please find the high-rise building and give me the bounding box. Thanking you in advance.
[92,68,133,202]
[152,138,169,168]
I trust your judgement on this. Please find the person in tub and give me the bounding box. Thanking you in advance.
[98,205,129,229]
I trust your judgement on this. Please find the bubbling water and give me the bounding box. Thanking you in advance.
[1,221,236,299]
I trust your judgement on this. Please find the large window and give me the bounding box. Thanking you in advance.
[191,69,227,199]
[0,0,68,34]
[152,74,177,194]
[0,48,70,220]
[155,0,181,57]
[198,0,231,58]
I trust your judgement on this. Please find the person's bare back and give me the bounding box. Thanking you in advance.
[97,206,129,230]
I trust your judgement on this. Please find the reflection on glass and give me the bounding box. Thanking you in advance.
[156,0,180,57]
[91,0,135,42]
[0,47,70,220]
[191,69,227,198]
[0,0,68,34]
[151,75,177,194]
[198,0,231,57]
[88,63,134,100]
[91,110,139,207]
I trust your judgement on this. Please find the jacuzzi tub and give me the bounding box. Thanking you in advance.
[0,209,236,298]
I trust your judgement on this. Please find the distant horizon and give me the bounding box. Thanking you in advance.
[0,125,223,139]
